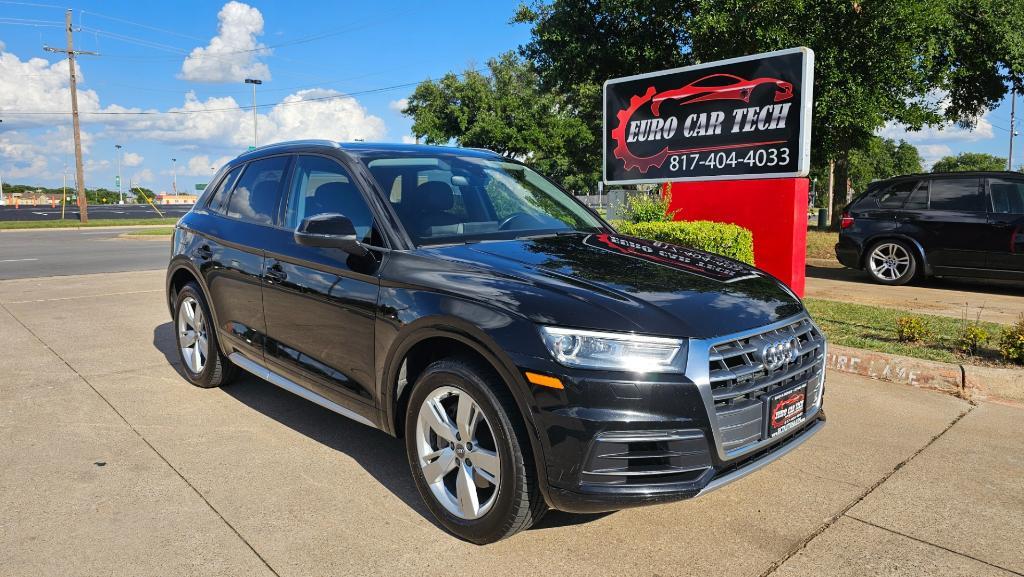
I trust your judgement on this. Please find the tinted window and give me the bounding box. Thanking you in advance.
[877,180,918,208]
[285,155,375,242]
[989,178,1024,214]
[224,156,289,225]
[904,184,928,209]
[928,178,982,211]
[207,165,243,214]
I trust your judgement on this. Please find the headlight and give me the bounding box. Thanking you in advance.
[538,326,686,373]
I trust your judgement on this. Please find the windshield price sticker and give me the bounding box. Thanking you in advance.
[585,233,760,283]
[603,47,814,184]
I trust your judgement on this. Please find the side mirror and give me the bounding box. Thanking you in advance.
[294,213,369,257]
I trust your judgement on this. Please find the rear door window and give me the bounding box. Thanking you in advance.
[988,178,1024,214]
[903,183,928,209]
[928,178,983,211]
[224,156,290,225]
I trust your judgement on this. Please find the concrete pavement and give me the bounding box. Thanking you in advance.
[1,269,1021,576]
[0,228,171,280]
[0,204,191,222]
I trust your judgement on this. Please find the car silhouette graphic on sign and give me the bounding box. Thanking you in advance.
[650,73,794,116]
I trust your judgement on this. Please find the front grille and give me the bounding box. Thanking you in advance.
[707,317,825,453]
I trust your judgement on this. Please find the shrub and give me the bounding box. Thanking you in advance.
[998,315,1024,365]
[614,220,755,265]
[896,316,932,343]
[624,186,678,223]
[956,325,989,356]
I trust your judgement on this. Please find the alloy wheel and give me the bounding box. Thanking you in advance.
[868,242,912,281]
[177,296,209,374]
[415,386,501,520]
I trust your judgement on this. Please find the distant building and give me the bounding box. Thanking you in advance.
[154,193,198,205]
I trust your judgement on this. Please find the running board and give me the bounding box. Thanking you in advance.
[228,353,377,429]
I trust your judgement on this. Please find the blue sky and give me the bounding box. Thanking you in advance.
[0,0,1019,193]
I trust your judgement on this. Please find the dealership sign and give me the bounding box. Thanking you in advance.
[603,47,814,184]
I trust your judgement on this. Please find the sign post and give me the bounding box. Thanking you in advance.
[603,47,814,295]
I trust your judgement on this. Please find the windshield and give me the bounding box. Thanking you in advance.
[358,152,605,246]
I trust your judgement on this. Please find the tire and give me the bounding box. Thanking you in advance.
[404,357,545,544]
[173,282,236,388]
[865,240,918,286]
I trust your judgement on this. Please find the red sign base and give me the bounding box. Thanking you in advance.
[665,178,808,297]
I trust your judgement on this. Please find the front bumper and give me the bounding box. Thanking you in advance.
[515,314,827,514]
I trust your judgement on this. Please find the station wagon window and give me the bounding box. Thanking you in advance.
[928,178,983,211]
[224,156,290,225]
[903,183,929,209]
[207,165,243,214]
[876,180,918,208]
[285,155,375,242]
[989,178,1024,214]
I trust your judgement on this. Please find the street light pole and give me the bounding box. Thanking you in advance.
[115,144,123,204]
[172,158,177,195]
[245,78,262,148]
[1010,90,1017,171]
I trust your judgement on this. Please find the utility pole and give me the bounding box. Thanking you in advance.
[1010,90,1017,171]
[171,157,177,194]
[115,144,123,204]
[44,9,97,223]
[245,78,262,148]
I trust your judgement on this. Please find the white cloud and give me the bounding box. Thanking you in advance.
[184,154,233,176]
[389,98,409,113]
[401,135,417,144]
[916,144,953,169]
[122,152,144,167]
[179,1,271,83]
[0,127,94,181]
[131,168,155,185]
[878,90,994,144]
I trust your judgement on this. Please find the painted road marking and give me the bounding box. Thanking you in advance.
[0,258,39,263]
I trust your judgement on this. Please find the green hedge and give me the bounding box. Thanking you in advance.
[613,220,755,265]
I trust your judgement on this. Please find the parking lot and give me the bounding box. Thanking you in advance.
[1,268,1021,576]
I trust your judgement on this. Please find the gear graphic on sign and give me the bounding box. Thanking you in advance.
[610,86,673,174]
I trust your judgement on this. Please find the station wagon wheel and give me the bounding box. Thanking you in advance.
[404,358,545,544]
[172,281,236,388]
[415,385,501,520]
[866,241,917,286]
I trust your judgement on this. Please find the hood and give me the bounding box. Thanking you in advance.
[423,232,803,340]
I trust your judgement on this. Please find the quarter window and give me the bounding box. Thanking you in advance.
[285,155,375,242]
[989,178,1024,214]
[928,178,983,212]
[224,156,290,225]
[207,165,243,214]
[877,180,919,208]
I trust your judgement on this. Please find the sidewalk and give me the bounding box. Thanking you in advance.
[1,270,1021,576]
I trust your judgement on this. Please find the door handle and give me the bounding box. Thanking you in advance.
[194,245,213,260]
[265,262,287,283]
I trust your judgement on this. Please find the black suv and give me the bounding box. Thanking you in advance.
[166,141,826,543]
[836,171,1024,285]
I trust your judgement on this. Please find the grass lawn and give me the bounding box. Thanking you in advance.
[805,229,838,260]
[804,297,1015,367]
[0,218,180,230]
[122,227,175,236]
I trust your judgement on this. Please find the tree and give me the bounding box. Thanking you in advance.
[134,187,155,204]
[515,0,1024,225]
[404,53,595,192]
[848,137,922,192]
[931,152,1007,172]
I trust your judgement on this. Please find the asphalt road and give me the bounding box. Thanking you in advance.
[0,227,169,280]
[0,203,191,221]
[1,269,1020,576]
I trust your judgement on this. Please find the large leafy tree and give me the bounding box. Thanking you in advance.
[515,0,1024,224]
[848,137,922,193]
[404,53,595,192]
[931,152,1008,172]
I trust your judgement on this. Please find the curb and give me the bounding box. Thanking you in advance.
[825,344,1022,405]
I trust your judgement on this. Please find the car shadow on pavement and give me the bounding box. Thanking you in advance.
[152,322,612,534]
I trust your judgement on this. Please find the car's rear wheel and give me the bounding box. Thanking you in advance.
[404,358,545,544]
[174,282,236,388]
[865,240,918,285]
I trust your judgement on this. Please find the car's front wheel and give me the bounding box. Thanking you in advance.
[865,240,918,285]
[174,282,236,388]
[404,358,545,544]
